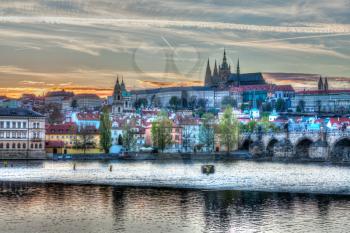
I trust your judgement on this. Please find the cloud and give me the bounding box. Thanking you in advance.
[1,16,350,34]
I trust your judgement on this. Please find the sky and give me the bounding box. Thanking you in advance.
[0,0,350,98]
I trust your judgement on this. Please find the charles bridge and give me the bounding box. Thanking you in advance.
[240,129,350,161]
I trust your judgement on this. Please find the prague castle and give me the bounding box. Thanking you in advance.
[204,50,266,87]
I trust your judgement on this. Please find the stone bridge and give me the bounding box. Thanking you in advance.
[240,130,350,161]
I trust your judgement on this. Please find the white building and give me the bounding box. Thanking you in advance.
[0,108,46,159]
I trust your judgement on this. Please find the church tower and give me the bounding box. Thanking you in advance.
[112,76,124,115]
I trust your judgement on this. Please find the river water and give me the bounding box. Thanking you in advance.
[0,160,350,232]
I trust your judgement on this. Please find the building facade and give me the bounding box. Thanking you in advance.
[0,108,46,159]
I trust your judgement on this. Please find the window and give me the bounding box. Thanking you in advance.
[31,144,33,149]
[0,132,3,138]
[39,144,42,149]
[12,143,15,149]
[17,143,21,149]
[0,122,3,128]
[6,143,9,149]
[6,122,10,128]
[0,143,3,149]
[23,122,27,128]
[23,143,26,149]
[35,144,38,149]
[6,132,10,138]
[12,122,16,128]
[17,122,21,128]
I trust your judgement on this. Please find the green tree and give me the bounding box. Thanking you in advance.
[221,96,237,108]
[297,100,305,113]
[199,113,215,152]
[219,106,240,153]
[122,124,136,152]
[99,107,112,153]
[276,98,285,112]
[169,96,181,110]
[151,112,173,152]
[75,126,96,154]
[71,99,78,109]
[134,98,148,109]
[117,134,123,145]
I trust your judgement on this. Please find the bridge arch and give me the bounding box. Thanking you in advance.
[240,138,253,151]
[294,137,314,158]
[266,138,278,157]
[331,137,350,161]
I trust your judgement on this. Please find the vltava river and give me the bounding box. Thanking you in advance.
[0,182,350,233]
[1,160,350,232]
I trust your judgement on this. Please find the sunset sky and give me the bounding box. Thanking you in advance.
[0,0,350,98]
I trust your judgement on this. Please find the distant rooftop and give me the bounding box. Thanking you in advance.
[0,107,44,117]
[131,86,214,95]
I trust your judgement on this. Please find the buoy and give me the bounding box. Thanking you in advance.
[109,165,113,172]
[201,165,215,175]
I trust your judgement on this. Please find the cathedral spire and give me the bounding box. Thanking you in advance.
[318,76,323,90]
[204,59,212,86]
[236,58,240,87]
[324,77,329,91]
[213,60,218,76]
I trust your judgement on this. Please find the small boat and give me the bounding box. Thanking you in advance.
[201,165,215,175]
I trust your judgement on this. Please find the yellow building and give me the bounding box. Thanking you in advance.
[46,123,102,154]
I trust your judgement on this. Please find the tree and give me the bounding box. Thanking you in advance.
[122,124,136,152]
[48,105,64,124]
[117,134,123,145]
[188,96,197,110]
[297,100,305,113]
[151,112,173,152]
[169,96,181,110]
[219,106,240,153]
[199,113,215,152]
[181,90,188,108]
[99,107,112,153]
[276,98,285,112]
[221,96,237,108]
[71,99,78,109]
[76,126,96,154]
[197,98,207,109]
[134,98,148,109]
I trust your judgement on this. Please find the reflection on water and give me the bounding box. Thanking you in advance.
[0,182,350,233]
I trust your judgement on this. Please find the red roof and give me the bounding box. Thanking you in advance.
[298,90,350,95]
[74,94,100,99]
[46,123,78,134]
[230,84,294,93]
[77,112,100,121]
[329,118,350,125]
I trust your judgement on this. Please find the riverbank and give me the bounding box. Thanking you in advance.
[0,160,350,195]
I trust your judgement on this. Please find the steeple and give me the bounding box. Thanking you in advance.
[324,77,329,91]
[236,58,240,87]
[213,60,218,76]
[204,59,212,86]
[221,49,228,69]
[121,76,126,91]
[113,75,122,101]
[318,76,323,90]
